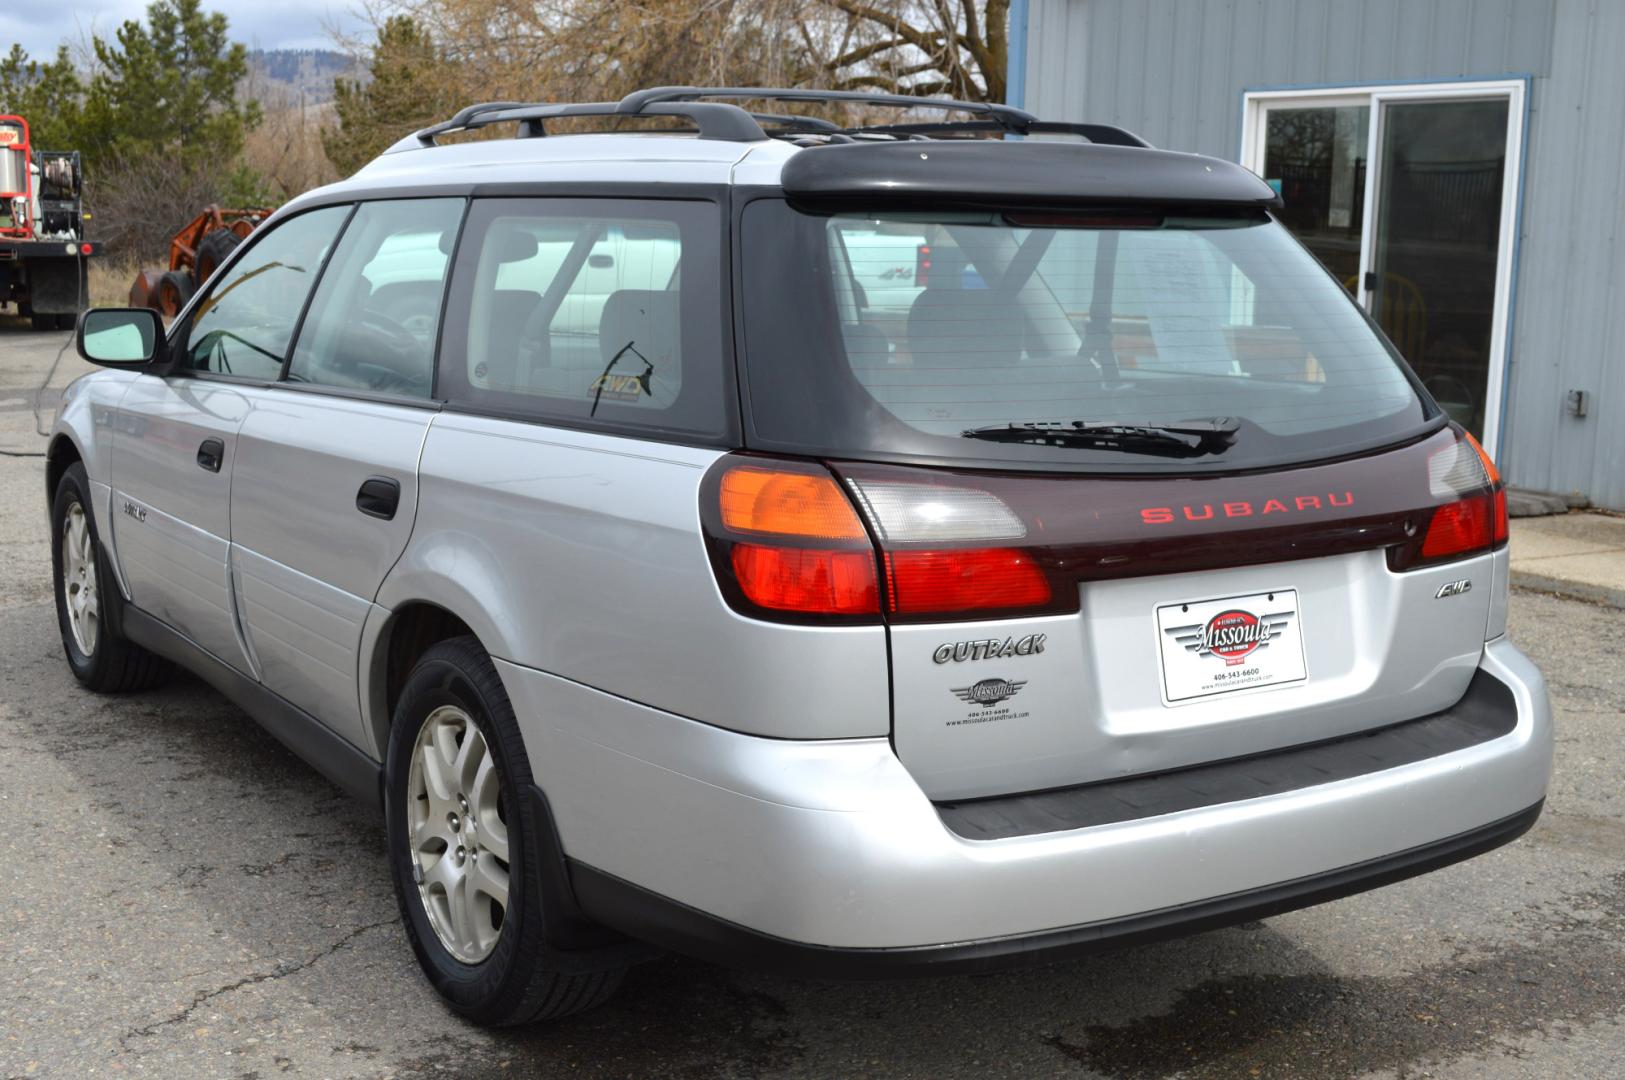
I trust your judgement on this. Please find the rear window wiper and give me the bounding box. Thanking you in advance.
[961,418,1239,457]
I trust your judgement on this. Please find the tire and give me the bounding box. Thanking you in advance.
[54,312,77,331]
[194,229,241,285]
[385,636,624,1025]
[155,270,194,317]
[51,463,172,693]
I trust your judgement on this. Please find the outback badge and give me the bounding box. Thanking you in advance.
[932,634,1046,664]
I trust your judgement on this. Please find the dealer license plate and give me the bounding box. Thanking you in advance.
[1155,589,1307,703]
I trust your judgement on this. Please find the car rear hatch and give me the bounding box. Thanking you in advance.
[724,140,1508,800]
[826,431,1506,798]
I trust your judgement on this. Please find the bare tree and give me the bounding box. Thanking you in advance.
[800,0,1009,100]
[364,0,1009,106]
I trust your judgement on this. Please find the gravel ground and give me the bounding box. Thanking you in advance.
[1,324,1621,1079]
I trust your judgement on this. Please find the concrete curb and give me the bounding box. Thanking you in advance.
[1511,570,1625,610]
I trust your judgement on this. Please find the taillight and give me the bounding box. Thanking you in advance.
[1390,428,1507,570]
[720,468,867,540]
[703,461,880,619]
[886,549,1052,614]
[915,244,931,287]
[702,457,1067,623]
[730,544,878,615]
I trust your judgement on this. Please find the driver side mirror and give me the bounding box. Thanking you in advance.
[76,308,162,368]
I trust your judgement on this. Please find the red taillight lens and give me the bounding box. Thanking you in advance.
[886,548,1052,615]
[731,544,879,615]
[915,244,931,287]
[1462,431,1509,545]
[1420,497,1493,560]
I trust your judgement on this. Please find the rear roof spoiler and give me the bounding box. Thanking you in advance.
[777,139,1284,209]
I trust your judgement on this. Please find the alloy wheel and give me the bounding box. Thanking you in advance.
[406,705,511,963]
[61,503,99,656]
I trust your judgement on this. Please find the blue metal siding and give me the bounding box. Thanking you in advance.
[1022,0,1625,506]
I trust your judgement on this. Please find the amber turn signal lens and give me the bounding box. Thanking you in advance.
[1461,430,1501,486]
[719,467,869,541]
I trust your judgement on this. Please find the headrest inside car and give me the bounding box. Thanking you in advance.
[492,230,539,263]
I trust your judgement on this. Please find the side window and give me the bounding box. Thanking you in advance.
[184,206,349,378]
[286,198,465,398]
[438,198,727,438]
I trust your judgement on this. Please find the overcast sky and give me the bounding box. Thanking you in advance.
[5,0,370,60]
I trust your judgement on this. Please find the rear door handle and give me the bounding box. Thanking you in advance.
[356,476,401,520]
[196,438,224,473]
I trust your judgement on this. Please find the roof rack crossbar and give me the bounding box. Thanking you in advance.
[414,99,769,145]
[415,101,528,143]
[616,86,1041,132]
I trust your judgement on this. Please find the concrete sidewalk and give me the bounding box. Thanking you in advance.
[1509,511,1625,608]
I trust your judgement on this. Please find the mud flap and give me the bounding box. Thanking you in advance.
[23,256,87,314]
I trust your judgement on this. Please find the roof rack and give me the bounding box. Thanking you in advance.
[409,86,1153,149]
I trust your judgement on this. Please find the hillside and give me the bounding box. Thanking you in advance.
[247,48,360,104]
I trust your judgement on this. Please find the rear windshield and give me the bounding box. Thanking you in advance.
[738,200,1434,472]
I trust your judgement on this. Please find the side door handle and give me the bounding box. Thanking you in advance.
[197,438,225,473]
[356,476,402,520]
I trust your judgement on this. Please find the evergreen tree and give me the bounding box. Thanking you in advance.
[322,17,453,177]
[80,0,262,166]
[0,44,85,150]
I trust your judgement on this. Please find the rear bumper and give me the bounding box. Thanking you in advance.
[565,800,1542,978]
[502,636,1551,969]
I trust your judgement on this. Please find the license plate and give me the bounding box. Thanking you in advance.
[1156,589,1307,703]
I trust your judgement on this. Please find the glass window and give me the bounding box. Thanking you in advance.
[184,206,349,378]
[740,200,1430,473]
[438,198,727,438]
[286,199,464,398]
[1261,104,1370,290]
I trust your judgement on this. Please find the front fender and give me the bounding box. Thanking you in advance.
[49,370,141,591]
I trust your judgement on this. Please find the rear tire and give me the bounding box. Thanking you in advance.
[195,229,241,285]
[51,463,172,693]
[385,636,624,1025]
[155,270,194,317]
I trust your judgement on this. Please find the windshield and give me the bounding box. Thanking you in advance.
[738,201,1434,472]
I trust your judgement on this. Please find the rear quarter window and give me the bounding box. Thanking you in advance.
[437,198,730,442]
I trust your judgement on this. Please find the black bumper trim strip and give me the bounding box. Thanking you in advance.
[938,668,1519,841]
[568,800,1543,980]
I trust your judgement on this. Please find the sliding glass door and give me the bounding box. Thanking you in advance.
[1244,81,1525,452]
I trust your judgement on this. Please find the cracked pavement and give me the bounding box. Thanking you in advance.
[2,325,1624,1078]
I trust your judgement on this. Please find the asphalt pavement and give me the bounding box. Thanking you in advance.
[2,323,1622,1079]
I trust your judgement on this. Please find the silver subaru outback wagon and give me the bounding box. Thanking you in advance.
[49,87,1551,1025]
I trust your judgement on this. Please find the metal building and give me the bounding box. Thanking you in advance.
[1013,0,1625,508]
